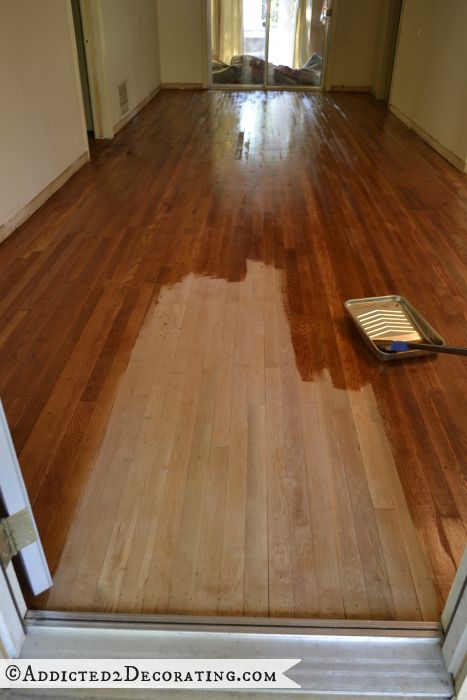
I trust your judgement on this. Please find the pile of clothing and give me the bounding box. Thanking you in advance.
[212,53,322,86]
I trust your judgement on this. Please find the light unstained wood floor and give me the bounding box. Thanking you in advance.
[45,262,437,619]
[0,90,465,619]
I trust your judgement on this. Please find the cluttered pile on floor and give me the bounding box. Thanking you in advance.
[212,52,322,85]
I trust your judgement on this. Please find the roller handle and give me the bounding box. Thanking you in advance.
[389,341,467,356]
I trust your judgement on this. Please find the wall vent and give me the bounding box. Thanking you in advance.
[118,80,129,116]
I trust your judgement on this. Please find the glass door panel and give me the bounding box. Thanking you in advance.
[211,0,266,86]
[210,0,330,88]
[267,0,327,87]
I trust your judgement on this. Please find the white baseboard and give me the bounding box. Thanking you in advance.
[0,151,90,245]
[389,103,467,174]
[112,85,162,137]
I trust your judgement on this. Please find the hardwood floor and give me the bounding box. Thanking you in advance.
[0,90,465,618]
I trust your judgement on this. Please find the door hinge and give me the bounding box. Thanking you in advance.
[0,509,37,567]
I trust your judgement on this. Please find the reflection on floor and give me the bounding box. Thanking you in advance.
[45,262,437,618]
[0,91,465,618]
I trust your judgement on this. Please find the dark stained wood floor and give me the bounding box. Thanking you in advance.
[0,90,465,618]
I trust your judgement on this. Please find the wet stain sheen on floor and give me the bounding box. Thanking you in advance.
[0,91,465,616]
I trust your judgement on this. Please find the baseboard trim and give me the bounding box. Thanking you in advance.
[0,151,90,245]
[161,82,204,90]
[389,103,467,174]
[113,85,162,136]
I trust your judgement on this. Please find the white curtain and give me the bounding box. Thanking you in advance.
[293,0,312,68]
[211,0,244,64]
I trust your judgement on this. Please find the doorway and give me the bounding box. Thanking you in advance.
[71,0,94,136]
[210,0,330,88]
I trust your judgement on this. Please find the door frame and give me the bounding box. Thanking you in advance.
[0,401,51,597]
[0,563,25,658]
[442,548,467,698]
[78,0,114,138]
[0,397,43,658]
[207,0,335,91]
[71,0,95,133]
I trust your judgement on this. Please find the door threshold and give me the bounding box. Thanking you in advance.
[21,612,452,697]
[26,610,442,638]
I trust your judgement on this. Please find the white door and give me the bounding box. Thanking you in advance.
[0,399,52,599]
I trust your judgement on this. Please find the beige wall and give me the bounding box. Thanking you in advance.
[98,0,161,130]
[326,0,382,89]
[157,0,207,85]
[156,0,391,91]
[0,0,163,239]
[390,0,467,170]
[157,0,383,90]
[0,0,89,237]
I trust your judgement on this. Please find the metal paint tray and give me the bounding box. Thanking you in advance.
[344,295,445,361]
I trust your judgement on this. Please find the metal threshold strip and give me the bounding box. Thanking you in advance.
[26,610,442,636]
[20,612,453,698]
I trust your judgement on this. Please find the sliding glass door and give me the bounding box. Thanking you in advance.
[267,0,327,86]
[210,0,330,88]
[211,0,266,86]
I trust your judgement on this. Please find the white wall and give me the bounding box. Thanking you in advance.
[157,0,207,85]
[0,0,89,238]
[389,0,467,171]
[98,0,161,130]
[326,0,382,89]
